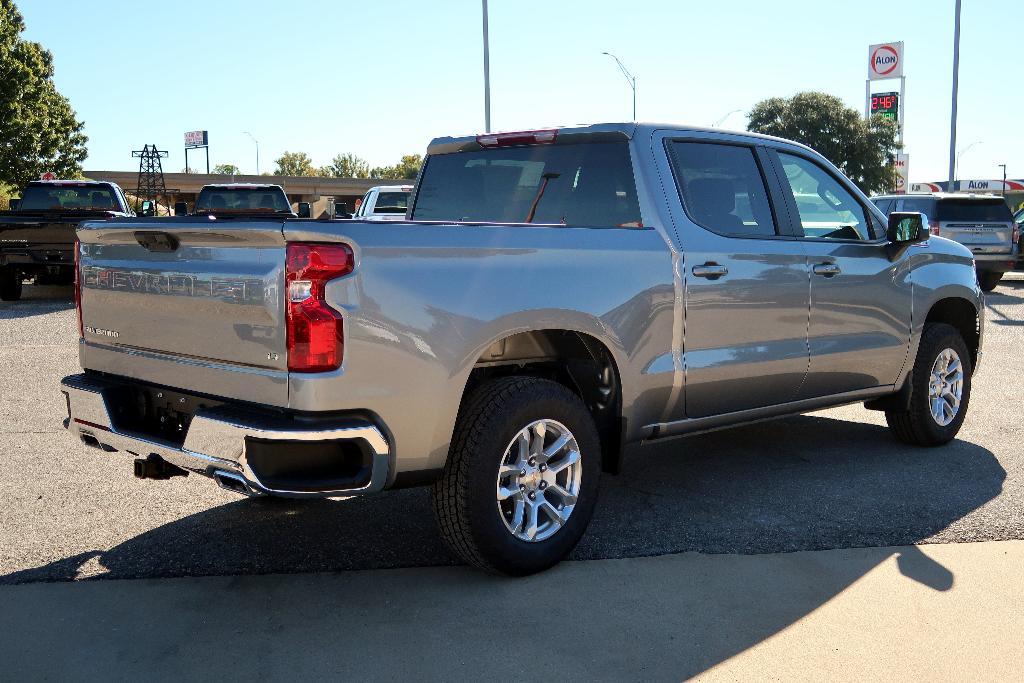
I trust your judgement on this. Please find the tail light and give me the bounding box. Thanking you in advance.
[929,219,941,236]
[285,242,353,372]
[1012,223,1020,245]
[74,239,83,338]
[477,129,557,148]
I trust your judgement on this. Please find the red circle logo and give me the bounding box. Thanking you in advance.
[40,171,56,181]
[871,45,900,76]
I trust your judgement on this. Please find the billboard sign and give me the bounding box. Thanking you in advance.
[184,130,208,147]
[869,42,903,80]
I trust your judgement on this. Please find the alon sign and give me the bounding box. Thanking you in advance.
[868,42,903,80]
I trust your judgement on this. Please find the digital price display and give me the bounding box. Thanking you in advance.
[870,92,899,121]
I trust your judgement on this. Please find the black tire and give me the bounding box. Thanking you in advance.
[885,322,971,446]
[0,267,22,301]
[978,271,1002,292]
[432,376,601,576]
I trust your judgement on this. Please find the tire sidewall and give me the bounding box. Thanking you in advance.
[462,384,600,575]
[911,326,972,443]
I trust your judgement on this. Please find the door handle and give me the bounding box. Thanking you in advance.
[812,263,841,277]
[692,263,729,280]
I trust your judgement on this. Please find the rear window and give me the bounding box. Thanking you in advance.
[936,199,1012,222]
[19,184,120,211]
[373,191,409,214]
[411,142,642,227]
[196,187,291,213]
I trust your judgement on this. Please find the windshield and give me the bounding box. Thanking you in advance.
[195,187,291,213]
[936,199,1012,222]
[412,141,641,227]
[373,191,409,214]
[18,184,121,211]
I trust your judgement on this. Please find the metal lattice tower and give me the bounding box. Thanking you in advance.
[132,144,169,212]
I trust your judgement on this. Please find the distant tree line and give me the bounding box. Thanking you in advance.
[273,152,422,180]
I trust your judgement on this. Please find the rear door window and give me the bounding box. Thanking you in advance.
[668,141,778,238]
[411,142,642,227]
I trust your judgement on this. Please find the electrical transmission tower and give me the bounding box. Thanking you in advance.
[132,144,169,213]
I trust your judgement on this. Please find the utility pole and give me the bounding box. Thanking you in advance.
[947,0,962,188]
[482,0,491,133]
[999,164,1007,197]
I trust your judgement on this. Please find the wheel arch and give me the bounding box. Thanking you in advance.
[461,328,626,474]
[925,296,981,373]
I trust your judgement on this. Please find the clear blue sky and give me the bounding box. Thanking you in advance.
[19,0,1022,183]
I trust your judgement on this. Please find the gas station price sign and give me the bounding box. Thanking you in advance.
[871,92,899,121]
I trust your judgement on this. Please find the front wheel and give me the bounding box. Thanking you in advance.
[0,267,22,301]
[432,376,601,575]
[885,322,972,446]
[978,271,1002,292]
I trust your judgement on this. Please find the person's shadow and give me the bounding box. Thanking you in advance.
[1,414,1004,678]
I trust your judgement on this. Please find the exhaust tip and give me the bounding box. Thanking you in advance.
[213,471,256,496]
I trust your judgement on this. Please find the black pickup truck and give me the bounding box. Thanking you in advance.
[0,180,133,300]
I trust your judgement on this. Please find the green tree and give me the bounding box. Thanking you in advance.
[369,154,423,180]
[0,0,88,187]
[322,153,370,178]
[212,163,241,175]
[274,151,317,176]
[746,91,899,195]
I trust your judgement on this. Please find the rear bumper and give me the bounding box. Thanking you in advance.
[0,245,73,269]
[60,373,390,498]
[973,254,1016,273]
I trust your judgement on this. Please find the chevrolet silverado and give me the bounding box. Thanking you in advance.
[61,123,983,575]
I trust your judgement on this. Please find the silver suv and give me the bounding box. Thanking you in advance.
[872,193,1017,291]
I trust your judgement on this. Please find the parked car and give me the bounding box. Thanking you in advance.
[62,123,983,575]
[1015,208,1023,269]
[353,185,413,221]
[179,183,301,218]
[871,193,1017,291]
[0,180,133,300]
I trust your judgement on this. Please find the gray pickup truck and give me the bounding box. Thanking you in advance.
[61,123,983,575]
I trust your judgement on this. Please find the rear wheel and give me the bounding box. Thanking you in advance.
[432,376,600,575]
[0,267,22,301]
[885,322,971,446]
[978,271,1002,292]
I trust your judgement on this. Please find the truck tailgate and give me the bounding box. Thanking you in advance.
[77,219,289,406]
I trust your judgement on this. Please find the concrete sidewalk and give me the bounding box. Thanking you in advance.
[1,541,1021,681]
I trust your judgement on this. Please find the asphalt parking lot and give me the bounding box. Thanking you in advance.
[1,276,1023,585]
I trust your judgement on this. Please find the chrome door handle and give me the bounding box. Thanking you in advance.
[812,263,841,277]
[692,263,729,279]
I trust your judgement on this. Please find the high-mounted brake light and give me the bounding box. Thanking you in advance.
[476,129,558,148]
[285,243,353,372]
[74,239,83,338]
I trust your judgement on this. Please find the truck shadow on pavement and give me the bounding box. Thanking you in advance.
[0,414,1005,678]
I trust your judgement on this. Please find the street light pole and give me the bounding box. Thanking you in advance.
[244,131,260,175]
[999,164,1007,197]
[955,141,982,183]
[482,0,491,133]
[947,0,962,188]
[601,52,637,121]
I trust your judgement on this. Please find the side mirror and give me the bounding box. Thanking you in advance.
[8,199,20,211]
[297,202,311,219]
[887,212,927,244]
[173,201,188,216]
[140,200,156,217]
